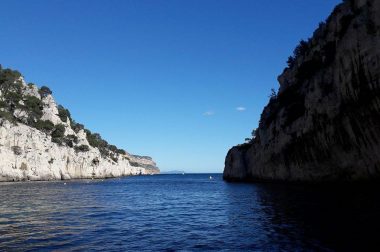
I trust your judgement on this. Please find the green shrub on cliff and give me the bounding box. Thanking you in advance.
[51,124,65,145]
[85,130,126,158]
[35,120,54,132]
[75,144,90,152]
[0,100,6,108]
[293,40,309,59]
[269,88,277,100]
[287,56,296,68]
[0,69,22,96]
[4,92,22,107]
[51,124,65,138]
[129,161,140,167]
[116,149,126,155]
[23,95,43,118]
[71,120,84,133]
[39,86,52,98]
[66,134,78,144]
[51,137,63,145]
[86,130,108,149]
[0,110,15,123]
[63,134,79,147]
[108,145,117,152]
[286,39,312,68]
[58,105,71,122]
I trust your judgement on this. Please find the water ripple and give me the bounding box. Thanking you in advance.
[0,175,379,251]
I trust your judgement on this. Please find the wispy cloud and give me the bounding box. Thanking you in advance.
[236,107,246,112]
[203,111,215,116]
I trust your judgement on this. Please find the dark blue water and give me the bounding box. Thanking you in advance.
[0,174,379,251]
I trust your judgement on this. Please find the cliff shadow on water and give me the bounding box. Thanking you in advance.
[250,182,380,251]
[221,177,380,250]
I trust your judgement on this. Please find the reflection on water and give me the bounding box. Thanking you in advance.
[0,175,379,251]
[254,183,380,251]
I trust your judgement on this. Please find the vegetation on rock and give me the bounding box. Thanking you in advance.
[34,120,55,132]
[0,65,128,161]
[75,144,90,152]
[231,0,380,182]
[38,86,52,98]
[58,105,71,122]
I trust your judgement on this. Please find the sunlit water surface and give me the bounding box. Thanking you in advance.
[0,174,379,251]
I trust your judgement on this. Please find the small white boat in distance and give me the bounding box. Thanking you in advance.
[209,176,213,180]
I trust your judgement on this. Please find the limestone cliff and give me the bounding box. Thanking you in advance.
[0,68,159,182]
[224,0,380,182]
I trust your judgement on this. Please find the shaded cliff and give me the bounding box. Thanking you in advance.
[224,0,380,182]
[0,66,159,181]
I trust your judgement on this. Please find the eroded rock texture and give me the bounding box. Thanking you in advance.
[0,76,159,182]
[224,0,380,182]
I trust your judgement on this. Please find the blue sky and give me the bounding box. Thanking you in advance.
[1,0,341,173]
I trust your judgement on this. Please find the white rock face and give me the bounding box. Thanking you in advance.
[13,109,28,124]
[0,68,159,182]
[22,84,41,99]
[0,119,153,182]
[40,95,61,125]
[76,129,90,146]
[18,76,27,86]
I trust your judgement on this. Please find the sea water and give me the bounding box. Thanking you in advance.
[0,174,379,251]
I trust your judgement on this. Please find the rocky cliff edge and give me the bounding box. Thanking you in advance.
[224,0,380,182]
[0,69,159,182]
